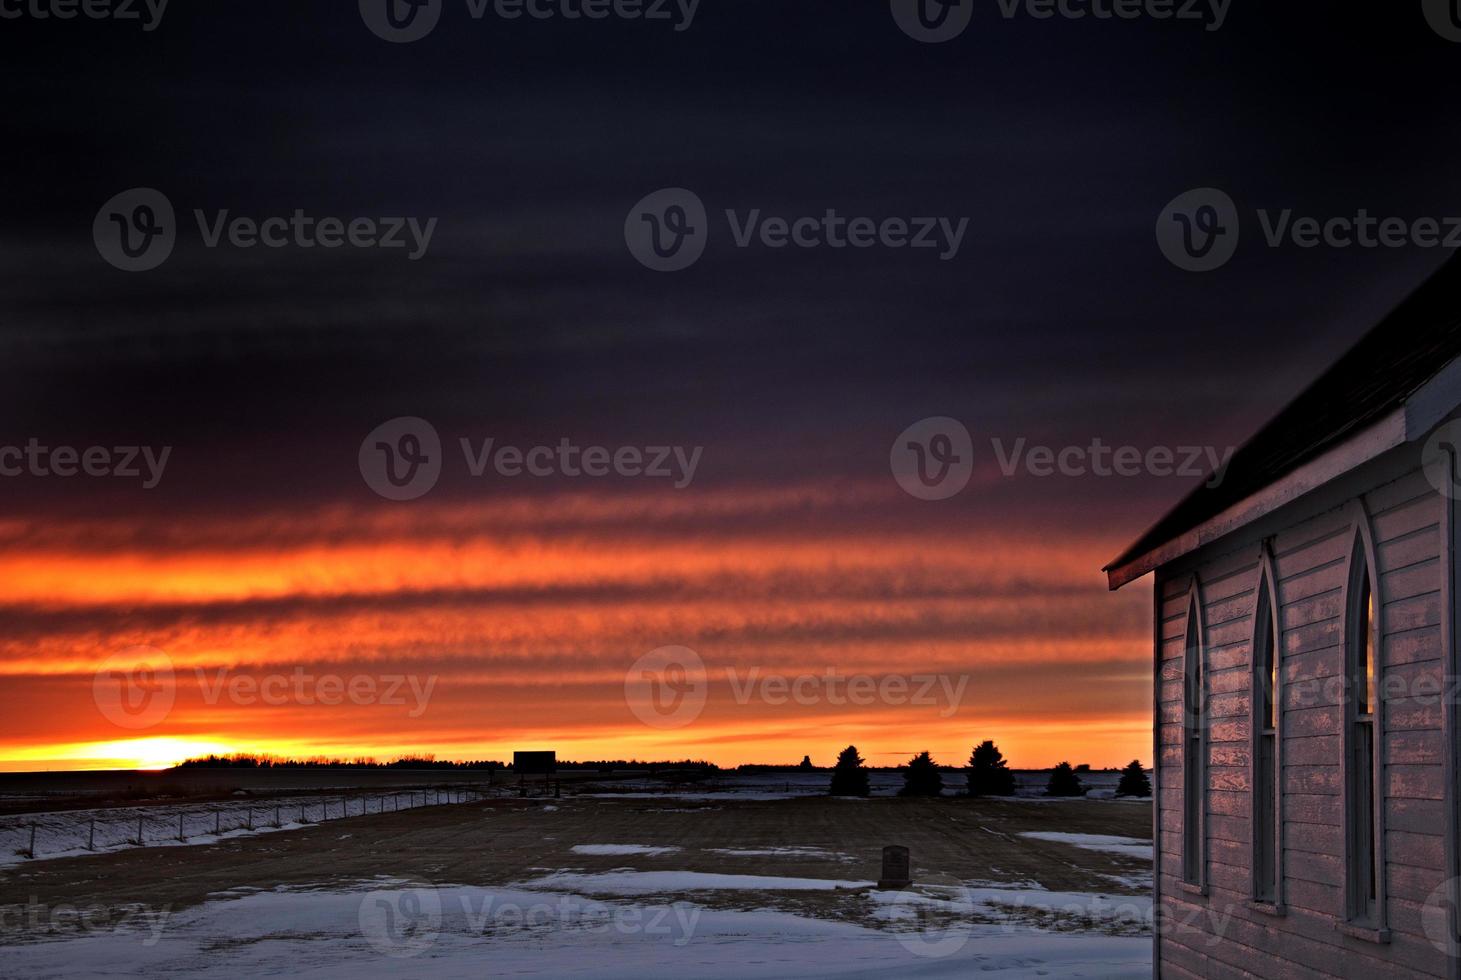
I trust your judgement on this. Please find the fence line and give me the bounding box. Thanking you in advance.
[8,787,491,860]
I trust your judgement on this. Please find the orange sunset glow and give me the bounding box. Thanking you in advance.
[1,481,1151,772]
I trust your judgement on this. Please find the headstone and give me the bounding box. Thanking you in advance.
[878,845,911,889]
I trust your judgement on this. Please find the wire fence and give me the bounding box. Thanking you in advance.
[4,787,492,860]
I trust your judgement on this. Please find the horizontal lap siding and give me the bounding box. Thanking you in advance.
[1157,466,1450,979]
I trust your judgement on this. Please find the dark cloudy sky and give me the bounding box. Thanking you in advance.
[1,1,1458,770]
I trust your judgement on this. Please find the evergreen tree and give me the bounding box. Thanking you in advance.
[966,740,1017,797]
[828,745,870,797]
[898,751,944,798]
[799,755,814,771]
[1115,759,1152,797]
[1045,761,1084,797]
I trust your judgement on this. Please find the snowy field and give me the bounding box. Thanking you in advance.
[0,777,1153,978]
[0,788,486,867]
[1,875,1151,978]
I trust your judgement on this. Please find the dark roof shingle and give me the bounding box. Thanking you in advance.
[1105,254,1461,580]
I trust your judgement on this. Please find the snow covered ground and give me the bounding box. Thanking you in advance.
[1018,833,1155,860]
[0,878,1152,978]
[0,790,479,868]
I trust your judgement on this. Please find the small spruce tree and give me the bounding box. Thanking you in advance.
[828,745,870,797]
[1045,761,1084,798]
[966,740,1018,797]
[899,751,944,798]
[1115,759,1152,798]
[799,755,814,771]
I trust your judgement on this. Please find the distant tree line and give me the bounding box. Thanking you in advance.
[821,742,1153,800]
[175,754,720,772]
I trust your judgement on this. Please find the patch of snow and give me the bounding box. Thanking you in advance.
[570,844,681,857]
[0,880,1151,978]
[519,870,874,893]
[1018,833,1153,860]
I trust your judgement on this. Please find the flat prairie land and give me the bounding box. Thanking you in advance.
[1,794,1155,978]
[6,794,1149,915]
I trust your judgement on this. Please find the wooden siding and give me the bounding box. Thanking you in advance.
[1155,463,1454,979]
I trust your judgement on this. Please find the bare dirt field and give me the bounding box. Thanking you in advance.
[3,794,1150,927]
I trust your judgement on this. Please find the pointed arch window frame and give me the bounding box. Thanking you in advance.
[1250,541,1285,910]
[1181,575,1209,893]
[1340,499,1388,939]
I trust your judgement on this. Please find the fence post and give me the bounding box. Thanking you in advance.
[247,809,253,831]
[137,815,144,846]
[178,812,185,842]
[275,806,281,828]
[27,822,37,858]
[88,818,96,851]
[215,810,221,835]
[300,804,307,824]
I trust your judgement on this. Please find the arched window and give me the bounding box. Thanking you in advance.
[1182,582,1206,888]
[1251,545,1282,905]
[1344,514,1383,929]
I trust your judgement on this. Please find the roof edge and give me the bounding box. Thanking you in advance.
[1104,409,1408,590]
